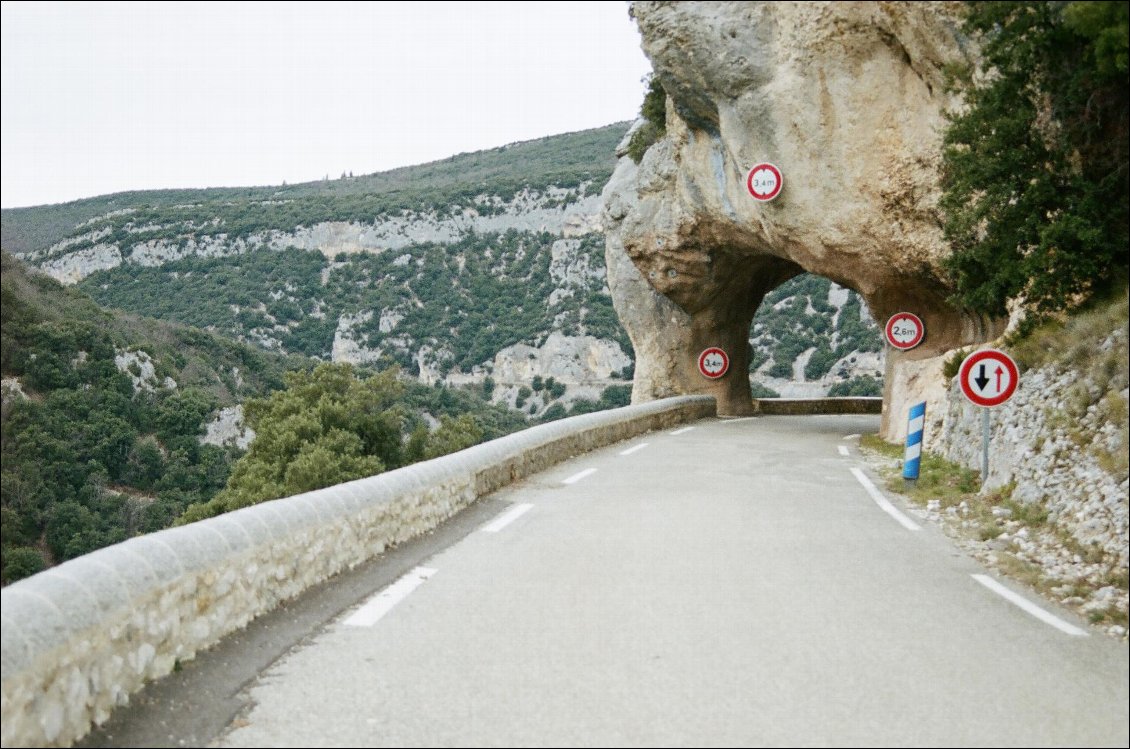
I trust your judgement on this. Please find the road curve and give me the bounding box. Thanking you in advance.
[96,415,1130,747]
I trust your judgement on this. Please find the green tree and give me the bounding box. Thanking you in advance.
[2,547,46,584]
[423,415,482,460]
[179,364,404,520]
[940,1,1129,317]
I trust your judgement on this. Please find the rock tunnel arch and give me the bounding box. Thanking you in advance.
[603,219,997,428]
[601,2,1007,438]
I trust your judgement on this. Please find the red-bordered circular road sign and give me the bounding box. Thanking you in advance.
[698,347,730,379]
[746,163,783,202]
[959,349,1019,407]
[884,312,925,350]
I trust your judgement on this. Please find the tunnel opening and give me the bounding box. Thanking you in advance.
[747,273,885,401]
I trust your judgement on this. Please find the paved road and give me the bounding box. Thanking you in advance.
[91,415,1130,747]
[208,415,1129,747]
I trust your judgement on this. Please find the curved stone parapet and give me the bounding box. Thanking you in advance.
[0,396,714,748]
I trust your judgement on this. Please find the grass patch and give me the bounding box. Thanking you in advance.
[995,553,1045,590]
[1007,289,1128,373]
[861,434,980,509]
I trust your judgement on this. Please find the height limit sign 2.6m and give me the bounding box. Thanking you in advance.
[884,312,924,351]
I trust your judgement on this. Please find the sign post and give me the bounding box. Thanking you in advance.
[698,347,729,380]
[958,349,1020,483]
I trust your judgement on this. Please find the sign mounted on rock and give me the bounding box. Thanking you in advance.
[746,163,783,202]
[884,312,925,350]
[959,349,1019,408]
[698,347,729,379]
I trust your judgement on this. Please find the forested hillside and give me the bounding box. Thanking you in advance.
[0,254,536,584]
[0,125,624,256]
[6,125,884,406]
[0,253,297,582]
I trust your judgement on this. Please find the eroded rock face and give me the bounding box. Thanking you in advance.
[605,1,1004,429]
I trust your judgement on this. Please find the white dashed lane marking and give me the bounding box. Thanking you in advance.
[562,468,598,485]
[481,504,533,533]
[343,567,437,627]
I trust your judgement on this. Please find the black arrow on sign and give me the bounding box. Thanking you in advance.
[974,364,990,391]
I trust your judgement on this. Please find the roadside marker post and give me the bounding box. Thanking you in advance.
[903,401,925,485]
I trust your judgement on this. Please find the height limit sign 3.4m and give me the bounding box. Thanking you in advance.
[746,163,782,202]
[959,349,1019,407]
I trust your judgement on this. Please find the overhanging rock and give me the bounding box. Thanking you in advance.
[603,1,1005,435]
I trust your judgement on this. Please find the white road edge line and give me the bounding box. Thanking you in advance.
[619,443,650,456]
[670,427,695,436]
[971,574,1089,637]
[343,566,437,627]
[562,467,598,485]
[844,433,861,440]
[481,503,533,533]
[838,445,850,456]
[849,467,921,532]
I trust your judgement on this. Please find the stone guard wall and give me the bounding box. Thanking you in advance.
[1,396,715,748]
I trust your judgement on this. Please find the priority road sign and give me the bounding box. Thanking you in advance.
[959,349,1019,407]
[884,312,925,350]
[698,347,729,379]
[746,163,783,202]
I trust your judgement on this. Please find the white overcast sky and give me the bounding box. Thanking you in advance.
[1,1,651,208]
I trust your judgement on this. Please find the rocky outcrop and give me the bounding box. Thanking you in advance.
[605,1,1003,429]
[487,332,631,385]
[114,349,176,393]
[40,244,122,284]
[201,405,255,450]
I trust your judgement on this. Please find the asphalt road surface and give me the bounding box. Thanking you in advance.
[87,415,1130,747]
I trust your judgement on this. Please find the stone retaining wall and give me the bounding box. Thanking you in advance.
[0,396,714,748]
[755,397,883,416]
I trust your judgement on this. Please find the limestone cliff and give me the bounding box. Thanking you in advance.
[605,1,1004,432]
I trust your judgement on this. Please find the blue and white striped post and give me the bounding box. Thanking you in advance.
[903,401,926,484]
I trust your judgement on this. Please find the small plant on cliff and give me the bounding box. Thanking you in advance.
[940,1,1129,319]
[626,74,668,164]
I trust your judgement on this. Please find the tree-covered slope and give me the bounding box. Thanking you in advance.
[0,253,531,584]
[0,252,302,583]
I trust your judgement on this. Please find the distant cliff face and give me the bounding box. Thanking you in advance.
[30,190,605,286]
[605,1,1004,429]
